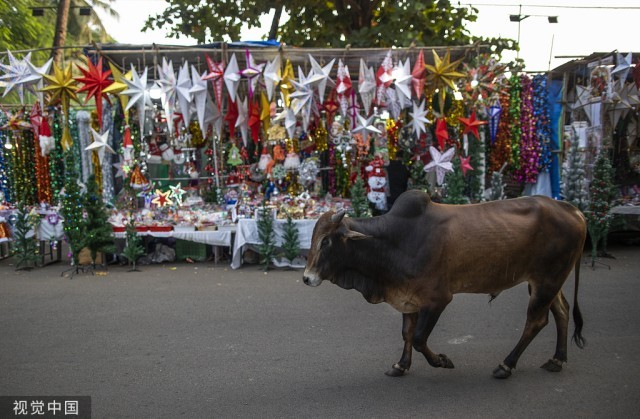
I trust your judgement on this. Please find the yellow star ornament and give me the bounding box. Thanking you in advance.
[41,62,80,151]
[280,59,296,108]
[103,62,133,123]
[424,49,465,114]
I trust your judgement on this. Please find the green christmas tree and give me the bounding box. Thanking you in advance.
[281,215,301,265]
[61,151,87,268]
[562,129,589,212]
[121,216,145,271]
[443,156,467,204]
[407,159,432,194]
[349,176,371,217]
[84,175,116,268]
[585,148,616,266]
[257,203,276,272]
[12,200,39,270]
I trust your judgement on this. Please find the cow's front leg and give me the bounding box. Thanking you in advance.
[413,305,454,369]
[385,313,417,377]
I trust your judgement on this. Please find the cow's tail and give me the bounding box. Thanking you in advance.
[572,259,586,349]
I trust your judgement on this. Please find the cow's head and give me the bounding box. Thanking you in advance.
[303,210,370,287]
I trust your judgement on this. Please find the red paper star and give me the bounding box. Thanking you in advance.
[225,95,238,139]
[460,155,474,176]
[435,118,449,150]
[76,57,112,129]
[203,54,224,109]
[248,98,261,144]
[412,49,426,98]
[458,111,487,140]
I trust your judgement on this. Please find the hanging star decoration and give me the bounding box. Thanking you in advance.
[458,111,487,140]
[103,62,133,123]
[122,65,152,136]
[263,55,282,102]
[0,51,31,103]
[462,57,507,109]
[352,113,381,137]
[308,54,335,103]
[169,184,186,206]
[424,146,455,185]
[392,58,413,106]
[176,61,193,122]
[240,49,265,100]
[487,103,501,145]
[203,54,225,108]
[236,96,249,146]
[412,49,426,98]
[112,154,129,179]
[152,189,173,207]
[223,54,241,103]
[189,65,210,137]
[611,52,632,88]
[459,155,474,176]
[376,50,394,105]
[41,61,80,150]
[358,59,376,115]
[435,118,449,150]
[225,95,238,138]
[409,99,430,138]
[280,59,296,107]
[85,128,116,164]
[23,57,53,108]
[336,59,352,117]
[424,49,465,113]
[76,57,112,129]
[154,57,177,134]
[259,91,271,132]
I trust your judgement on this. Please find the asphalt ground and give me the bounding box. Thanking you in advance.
[1,243,639,418]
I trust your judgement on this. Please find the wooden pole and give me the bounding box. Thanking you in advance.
[51,0,72,65]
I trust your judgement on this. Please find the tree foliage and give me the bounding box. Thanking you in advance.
[143,0,516,56]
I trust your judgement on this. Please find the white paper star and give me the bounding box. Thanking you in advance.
[175,61,193,122]
[24,57,52,107]
[611,52,632,88]
[0,51,32,103]
[86,128,116,163]
[189,65,209,137]
[122,65,152,135]
[424,146,455,186]
[358,59,376,115]
[205,93,223,139]
[352,113,381,136]
[263,55,282,101]
[307,54,335,103]
[224,53,241,102]
[285,107,297,139]
[156,57,177,135]
[392,58,413,106]
[235,96,249,146]
[409,99,430,137]
[240,50,264,99]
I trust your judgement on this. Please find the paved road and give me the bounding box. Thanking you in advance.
[1,244,639,418]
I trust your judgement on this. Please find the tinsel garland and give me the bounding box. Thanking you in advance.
[49,110,67,202]
[33,129,53,204]
[508,74,522,171]
[515,74,539,184]
[101,100,115,203]
[533,75,552,172]
[0,111,10,202]
[328,142,337,196]
[9,127,37,204]
[489,92,513,173]
[76,110,93,182]
[386,119,400,160]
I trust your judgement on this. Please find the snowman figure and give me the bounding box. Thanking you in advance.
[366,156,387,211]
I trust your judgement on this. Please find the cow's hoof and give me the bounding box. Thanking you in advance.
[438,354,454,369]
[540,358,564,372]
[384,363,407,377]
[492,364,513,379]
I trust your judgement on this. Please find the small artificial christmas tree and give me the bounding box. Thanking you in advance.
[443,157,467,204]
[585,148,616,266]
[257,203,276,272]
[281,215,301,265]
[121,216,145,271]
[12,200,39,270]
[561,128,589,212]
[61,150,87,269]
[349,176,371,217]
[84,175,116,268]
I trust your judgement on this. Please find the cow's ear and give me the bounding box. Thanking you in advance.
[344,229,370,240]
[331,210,346,225]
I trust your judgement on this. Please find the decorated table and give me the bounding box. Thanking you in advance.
[231,218,317,269]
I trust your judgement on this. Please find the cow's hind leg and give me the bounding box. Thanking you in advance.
[493,287,557,379]
[385,313,417,377]
[412,305,454,370]
[540,291,570,372]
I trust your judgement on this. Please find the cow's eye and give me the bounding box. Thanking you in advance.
[321,237,330,248]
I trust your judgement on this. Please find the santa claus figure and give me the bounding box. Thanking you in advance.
[366,156,387,211]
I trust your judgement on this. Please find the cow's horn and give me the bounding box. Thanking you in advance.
[331,210,346,224]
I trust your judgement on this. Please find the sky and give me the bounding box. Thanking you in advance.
[97,0,639,72]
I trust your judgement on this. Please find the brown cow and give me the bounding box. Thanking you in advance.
[303,190,587,379]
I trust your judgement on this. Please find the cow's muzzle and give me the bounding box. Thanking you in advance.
[302,270,322,287]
